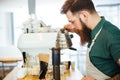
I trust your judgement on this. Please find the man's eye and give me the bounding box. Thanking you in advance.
[70,21,74,24]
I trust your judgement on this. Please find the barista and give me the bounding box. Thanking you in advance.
[60,0,120,80]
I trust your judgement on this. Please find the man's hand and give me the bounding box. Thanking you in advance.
[64,24,75,32]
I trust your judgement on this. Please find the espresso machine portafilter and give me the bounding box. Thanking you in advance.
[52,28,73,80]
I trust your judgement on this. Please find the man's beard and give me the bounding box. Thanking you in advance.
[74,19,91,45]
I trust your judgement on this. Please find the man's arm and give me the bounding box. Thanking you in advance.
[106,59,120,80]
[106,73,120,80]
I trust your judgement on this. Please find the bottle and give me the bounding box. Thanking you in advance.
[52,48,60,80]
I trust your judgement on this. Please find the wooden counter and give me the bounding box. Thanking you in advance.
[17,69,83,80]
[0,57,22,78]
[4,67,83,80]
[0,57,22,65]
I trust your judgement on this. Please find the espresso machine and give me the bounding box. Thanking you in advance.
[17,27,74,79]
[17,30,57,76]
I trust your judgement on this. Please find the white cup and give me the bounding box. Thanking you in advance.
[17,68,27,78]
[71,62,75,70]
[60,65,66,75]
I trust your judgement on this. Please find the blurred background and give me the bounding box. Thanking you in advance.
[0,0,120,46]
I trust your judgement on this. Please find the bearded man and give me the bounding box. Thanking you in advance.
[61,0,120,80]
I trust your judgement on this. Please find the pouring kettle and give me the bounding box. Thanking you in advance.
[56,28,72,49]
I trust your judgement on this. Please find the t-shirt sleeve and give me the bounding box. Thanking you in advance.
[109,29,120,62]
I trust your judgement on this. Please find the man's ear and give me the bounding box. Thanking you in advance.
[80,14,84,21]
[79,11,89,22]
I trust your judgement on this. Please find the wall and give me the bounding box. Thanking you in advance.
[0,12,14,46]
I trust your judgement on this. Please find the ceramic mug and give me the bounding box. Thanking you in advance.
[17,68,27,78]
